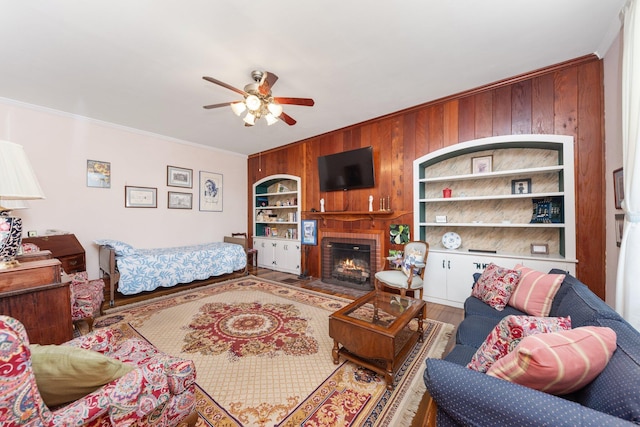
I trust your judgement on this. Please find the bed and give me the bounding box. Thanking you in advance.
[95,239,247,306]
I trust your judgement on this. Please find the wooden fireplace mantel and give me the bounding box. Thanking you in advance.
[302,210,409,227]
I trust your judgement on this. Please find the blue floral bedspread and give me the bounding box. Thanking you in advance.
[101,241,246,295]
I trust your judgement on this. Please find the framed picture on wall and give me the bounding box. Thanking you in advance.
[87,160,111,188]
[199,171,223,212]
[616,214,625,247]
[125,186,157,208]
[613,167,624,209]
[167,165,193,188]
[168,191,192,209]
[301,219,317,245]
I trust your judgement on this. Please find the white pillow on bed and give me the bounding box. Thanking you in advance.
[94,239,137,256]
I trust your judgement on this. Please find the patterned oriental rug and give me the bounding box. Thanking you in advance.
[96,276,453,427]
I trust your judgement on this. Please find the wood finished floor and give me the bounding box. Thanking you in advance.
[101,266,464,426]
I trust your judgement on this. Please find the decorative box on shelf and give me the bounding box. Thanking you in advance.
[530,197,563,224]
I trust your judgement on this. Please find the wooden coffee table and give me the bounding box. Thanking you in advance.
[329,291,426,390]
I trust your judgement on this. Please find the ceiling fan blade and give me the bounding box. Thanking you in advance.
[202,76,247,96]
[203,102,234,109]
[279,111,297,126]
[258,71,279,95]
[273,97,315,107]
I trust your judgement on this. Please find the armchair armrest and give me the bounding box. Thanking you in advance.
[424,359,633,426]
[49,361,171,427]
[64,327,121,354]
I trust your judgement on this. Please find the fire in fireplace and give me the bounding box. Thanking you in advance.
[321,238,376,290]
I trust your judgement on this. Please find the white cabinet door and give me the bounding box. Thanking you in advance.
[254,238,276,269]
[424,252,449,300]
[279,241,301,274]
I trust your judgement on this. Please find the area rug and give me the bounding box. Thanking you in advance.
[96,276,453,426]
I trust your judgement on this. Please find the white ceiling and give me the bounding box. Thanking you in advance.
[0,1,627,156]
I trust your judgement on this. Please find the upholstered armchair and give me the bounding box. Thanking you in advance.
[68,271,105,331]
[0,315,198,426]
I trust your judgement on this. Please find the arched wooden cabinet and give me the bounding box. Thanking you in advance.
[413,134,577,308]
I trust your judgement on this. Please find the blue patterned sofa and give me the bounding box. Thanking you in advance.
[423,269,640,426]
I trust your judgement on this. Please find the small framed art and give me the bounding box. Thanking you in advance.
[199,171,223,212]
[615,214,625,247]
[471,155,492,174]
[511,178,531,194]
[301,219,317,245]
[613,167,624,209]
[167,165,193,188]
[87,160,111,188]
[530,243,549,255]
[125,186,157,208]
[168,191,192,209]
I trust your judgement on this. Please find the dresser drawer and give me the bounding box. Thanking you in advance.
[60,254,86,273]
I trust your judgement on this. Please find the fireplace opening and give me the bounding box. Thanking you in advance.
[321,238,376,290]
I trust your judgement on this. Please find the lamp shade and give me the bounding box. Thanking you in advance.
[0,140,45,200]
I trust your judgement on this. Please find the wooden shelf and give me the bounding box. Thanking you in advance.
[303,210,408,226]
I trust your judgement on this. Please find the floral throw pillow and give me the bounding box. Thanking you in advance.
[467,315,572,373]
[401,248,425,277]
[471,263,521,310]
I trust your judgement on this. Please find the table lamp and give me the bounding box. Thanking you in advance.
[0,140,45,269]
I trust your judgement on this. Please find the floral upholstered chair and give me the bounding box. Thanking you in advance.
[67,271,105,331]
[0,315,198,426]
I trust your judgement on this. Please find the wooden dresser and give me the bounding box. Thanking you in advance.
[23,234,86,273]
[0,259,74,344]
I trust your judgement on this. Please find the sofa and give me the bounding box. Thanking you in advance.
[0,315,198,426]
[423,268,640,426]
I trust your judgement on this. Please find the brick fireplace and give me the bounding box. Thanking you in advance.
[319,231,383,291]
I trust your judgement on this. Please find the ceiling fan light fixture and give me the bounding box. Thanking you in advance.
[267,102,283,117]
[265,113,279,126]
[230,101,246,116]
[243,112,256,126]
[245,94,261,111]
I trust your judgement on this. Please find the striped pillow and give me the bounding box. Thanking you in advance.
[508,265,564,316]
[486,326,617,395]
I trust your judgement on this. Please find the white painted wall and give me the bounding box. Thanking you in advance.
[603,32,624,307]
[0,99,247,279]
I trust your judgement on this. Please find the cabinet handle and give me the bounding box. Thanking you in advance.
[69,260,78,266]
[447,260,451,269]
[442,260,445,269]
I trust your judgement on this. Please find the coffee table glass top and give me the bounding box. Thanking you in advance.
[342,292,421,328]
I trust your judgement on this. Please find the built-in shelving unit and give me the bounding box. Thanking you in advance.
[253,174,301,274]
[413,134,577,308]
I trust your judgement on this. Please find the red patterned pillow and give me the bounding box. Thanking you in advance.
[471,263,521,310]
[487,326,617,395]
[467,315,572,372]
[508,265,565,316]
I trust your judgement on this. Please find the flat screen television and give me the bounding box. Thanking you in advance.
[318,146,375,192]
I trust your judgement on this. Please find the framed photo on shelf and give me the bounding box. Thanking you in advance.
[301,219,317,245]
[125,186,157,208]
[511,178,532,194]
[87,160,111,188]
[471,155,492,174]
[167,165,193,188]
[615,214,625,247]
[613,167,624,209]
[168,191,192,209]
[530,243,549,255]
[199,171,223,212]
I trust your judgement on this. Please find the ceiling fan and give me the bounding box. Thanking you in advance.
[202,70,314,126]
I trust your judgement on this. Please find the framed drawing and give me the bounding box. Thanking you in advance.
[471,155,493,174]
[168,191,192,209]
[125,186,157,208]
[199,171,223,212]
[616,214,625,247]
[87,160,111,188]
[613,167,624,209]
[167,165,193,188]
[511,178,532,194]
[301,219,317,245]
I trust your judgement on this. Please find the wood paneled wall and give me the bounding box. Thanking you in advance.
[247,55,605,299]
